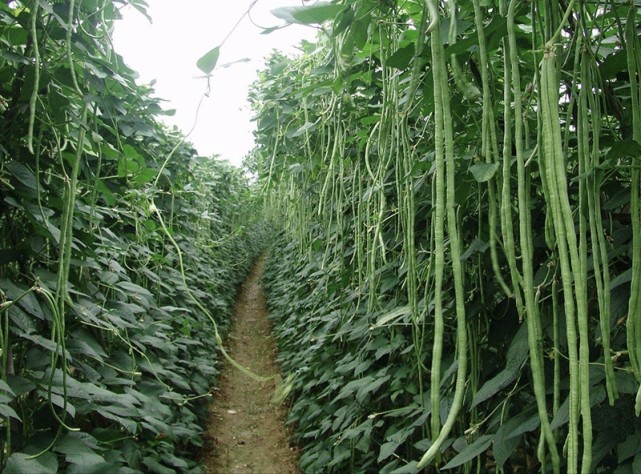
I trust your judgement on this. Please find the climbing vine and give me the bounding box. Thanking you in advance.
[0,1,264,471]
[255,1,641,472]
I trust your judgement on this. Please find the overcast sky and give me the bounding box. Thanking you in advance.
[112,1,318,166]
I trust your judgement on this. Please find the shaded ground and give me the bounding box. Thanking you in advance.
[202,256,299,474]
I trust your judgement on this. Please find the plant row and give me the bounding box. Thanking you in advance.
[0,1,264,472]
[254,1,641,472]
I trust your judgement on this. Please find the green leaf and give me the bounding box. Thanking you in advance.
[196,46,220,75]
[117,156,140,177]
[471,324,528,407]
[493,427,521,467]
[389,461,420,474]
[633,453,641,474]
[551,384,606,430]
[617,432,641,463]
[606,139,641,161]
[4,452,58,474]
[142,456,176,474]
[378,440,399,463]
[469,162,500,182]
[0,379,16,396]
[6,161,37,191]
[133,167,156,185]
[271,2,343,25]
[116,281,154,299]
[371,306,411,329]
[386,43,415,69]
[492,411,538,467]
[599,49,628,80]
[441,435,493,470]
[54,433,106,467]
[0,403,21,421]
[287,121,317,138]
[460,238,489,261]
[7,375,36,395]
[67,462,122,474]
[355,374,390,403]
[68,329,108,361]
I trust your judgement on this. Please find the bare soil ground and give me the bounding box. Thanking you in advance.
[202,256,299,474]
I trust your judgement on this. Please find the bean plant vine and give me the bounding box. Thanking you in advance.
[0,1,266,472]
[254,0,641,472]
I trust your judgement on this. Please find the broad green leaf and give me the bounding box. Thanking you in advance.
[68,329,108,361]
[493,428,521,467]
[617,432,641,464]
[122,144,142,161]
[551,385,606,430]
[441,435,493,470]
[133,167,156,185]
[1,279,44,320]
[0,379,16,396]
[460,238,489,261]
[47,393,76,417]
[4,452,58,474]
[142,456,176,474]
[356,374,390,403]
[196,46,220,75]
[7,375,36,395]
[162,453,189,469]
[288,121,317,138]
[116,281,154,299]
[492,411,538,466]
[611,268,632,289]
[6,161,37,191]
[386,43,415,69]
[606,139,641,161]
[389,461,420,474]
[54,433,105,466]
[634,453,641,474]
[471,370,515,408]
[0,403,21,421]
[117,156,140,177]
[5,26,28,46]
[378,440,402,462]
[471,324,528,408]
[67,462,122,474]
[599,49,628,79]
[371,306,411,329]
[96,407,138,433]
[271,2,343,25]
[20,333,70,357]
[469,162,500,182]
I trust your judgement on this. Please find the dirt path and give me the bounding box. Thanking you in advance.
[202,256,299,474]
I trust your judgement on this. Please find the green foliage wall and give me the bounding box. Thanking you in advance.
[0,1,264,472]
[253,1,641,472]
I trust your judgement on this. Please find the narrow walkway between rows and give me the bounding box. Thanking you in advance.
[203,256,299,474]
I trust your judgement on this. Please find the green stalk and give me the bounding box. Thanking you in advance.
[428,0,448,451]
[27,0,40,154]
[541,42,592,471]
[420,0,468,467]
[508,1,560,470]
[472,0,512,299]
[579,39,618,404]
[625,5,641,398]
